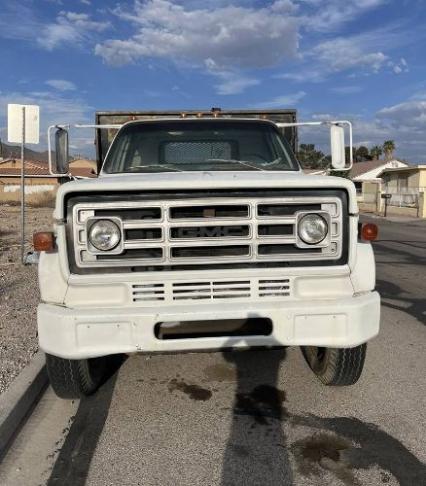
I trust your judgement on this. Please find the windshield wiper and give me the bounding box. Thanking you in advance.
[204,159,265,171]
[261,157,282,166]
[128,164,184,172]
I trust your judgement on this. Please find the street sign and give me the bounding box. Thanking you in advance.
[381,194,392,199]
[7,104,40,144]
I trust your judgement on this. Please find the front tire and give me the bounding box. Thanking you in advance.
[45,354,108,398]
[301,344,367,386]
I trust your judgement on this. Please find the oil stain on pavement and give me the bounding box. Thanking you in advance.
[294,415,426,486]
[168,378,212,401]
[291,433,360,486]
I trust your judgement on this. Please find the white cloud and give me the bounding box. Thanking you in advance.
[276,69,325,83]
[0,0,416,103]
[214,74,260,96]
[205,59,259,95]
[377,100,426,129]
[38,11,110,50]
[0,4,40,42]
[0,5,109,51]
[95,0,299,68]
[303,0,387,32]
[61,12,108,31]
[409,90,426,101]
[253,91,306,108]
[313,37,387,73]
[276,26,403,81]
[388,57,409,75]
[45,79,77,91]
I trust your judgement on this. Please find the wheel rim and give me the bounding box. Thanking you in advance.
[303,346,328,373]
[87,357,107,386]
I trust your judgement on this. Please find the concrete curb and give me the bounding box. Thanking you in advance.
[0,351,48,461]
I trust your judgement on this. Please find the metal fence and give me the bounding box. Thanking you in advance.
[386,188,424,208]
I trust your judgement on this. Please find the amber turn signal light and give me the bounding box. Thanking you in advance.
[33,232,55,252]
[361,223,378,241]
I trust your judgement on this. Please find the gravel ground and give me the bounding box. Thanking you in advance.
[0,206,53,394]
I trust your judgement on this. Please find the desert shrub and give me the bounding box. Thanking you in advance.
[27,190,56,208]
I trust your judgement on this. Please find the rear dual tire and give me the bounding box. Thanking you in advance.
[301,344,367,386]
[45,353,109,399]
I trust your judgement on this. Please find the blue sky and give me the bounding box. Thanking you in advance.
[1,0,426,161]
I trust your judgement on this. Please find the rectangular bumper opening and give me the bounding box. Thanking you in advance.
[154,318,273,340]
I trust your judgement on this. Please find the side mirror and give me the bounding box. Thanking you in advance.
[330,124,346,169]
[54,128,69,174]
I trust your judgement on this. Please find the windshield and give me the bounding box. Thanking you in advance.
[102,120,299,173]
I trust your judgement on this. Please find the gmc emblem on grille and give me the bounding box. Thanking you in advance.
[175,226,241,238]
[203,208,216,218]
[200,227,223,237]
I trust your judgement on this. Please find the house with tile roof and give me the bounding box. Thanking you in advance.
[350,159,408,194]
[0,158,96,199]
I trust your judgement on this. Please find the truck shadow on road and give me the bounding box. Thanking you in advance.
[376,239,426,251]
[46,355,126,486]
[221,348,426,486]
[373,240,426,266]
[376,278,426,325]
[221,348,292,485]
[372,239,425,325]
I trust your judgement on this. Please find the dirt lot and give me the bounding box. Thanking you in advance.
[0,206,53,393]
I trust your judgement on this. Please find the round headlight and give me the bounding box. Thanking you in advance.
[298,214,328,245]
[88,219,121,251]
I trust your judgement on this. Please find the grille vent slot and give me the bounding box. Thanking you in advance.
[172,280,251,301]
[170,205,249,219]
[130,278,292,304]
[258,279,291,297]
[132,283,165,302]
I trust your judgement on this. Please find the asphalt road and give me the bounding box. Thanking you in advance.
[0,215,425,486]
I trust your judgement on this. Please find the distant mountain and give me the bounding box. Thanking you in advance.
[0,141,51,162]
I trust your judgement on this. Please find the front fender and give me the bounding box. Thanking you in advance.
[350,242,376,293]
[38,251,69,304]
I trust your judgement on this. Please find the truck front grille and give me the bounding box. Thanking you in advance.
[131,277,291,304]
[68,190,347,273]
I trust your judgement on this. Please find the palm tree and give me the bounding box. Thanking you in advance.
[383,140,395,160]
[370,145,383,160]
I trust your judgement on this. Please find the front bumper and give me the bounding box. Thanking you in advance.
[38,292,380,360]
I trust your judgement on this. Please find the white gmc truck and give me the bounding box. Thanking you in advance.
[35,109,380,398]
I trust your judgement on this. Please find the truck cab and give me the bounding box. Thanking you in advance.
[36,110,380,398]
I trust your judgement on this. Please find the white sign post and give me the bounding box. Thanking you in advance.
[7,104,40,263]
